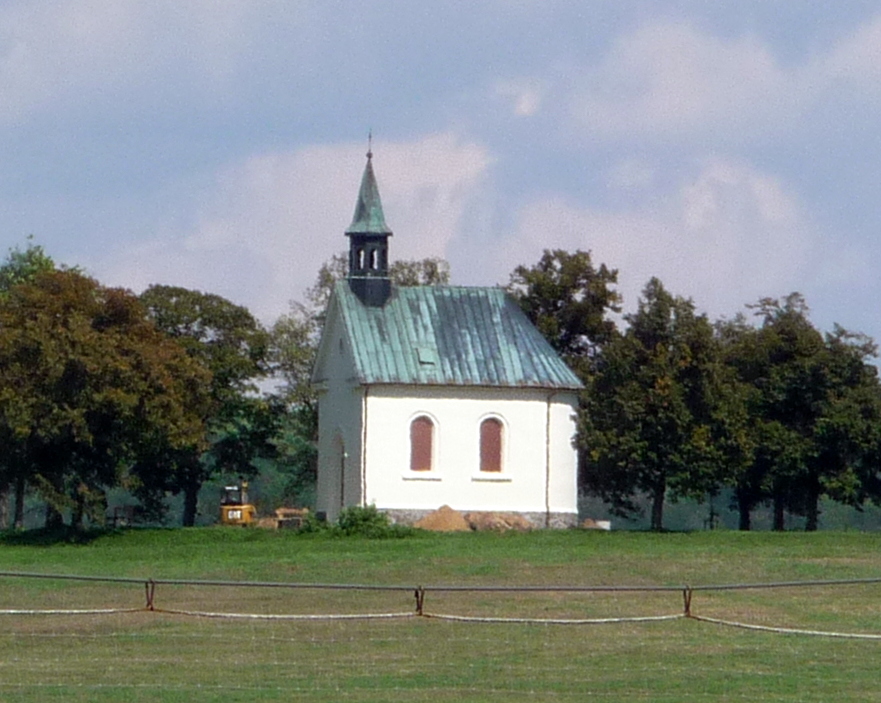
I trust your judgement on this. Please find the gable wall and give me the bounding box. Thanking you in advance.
[314,305,364,521]
[362,385,578,522]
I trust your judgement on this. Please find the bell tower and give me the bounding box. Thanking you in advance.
[346,144,392,307]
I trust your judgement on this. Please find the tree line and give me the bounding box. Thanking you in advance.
[509,251,881,531]
[1,240,879,531]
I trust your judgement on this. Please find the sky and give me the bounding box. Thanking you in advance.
[2,0,881,343]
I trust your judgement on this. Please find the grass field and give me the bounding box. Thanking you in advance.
[1,528,881,702]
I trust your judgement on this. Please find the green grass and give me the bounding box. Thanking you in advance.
[2,528,881,702]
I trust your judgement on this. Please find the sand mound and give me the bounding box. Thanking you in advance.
[465,511,533,532]
[581,518,612,530]
[414,505,472,532]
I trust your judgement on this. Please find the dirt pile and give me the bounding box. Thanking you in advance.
[581,518,612,530]
[414,507,536,532]
[465,511,533,532]
[414,505,472,532]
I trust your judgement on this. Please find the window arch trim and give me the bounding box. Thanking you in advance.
[409,413,437,474]
[479,415,505,473]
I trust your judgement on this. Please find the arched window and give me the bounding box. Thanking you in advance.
[480,418,503,472]
[410,416,434,472]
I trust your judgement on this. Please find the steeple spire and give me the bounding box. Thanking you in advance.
[346,144,393,307]
[346,143,393,236]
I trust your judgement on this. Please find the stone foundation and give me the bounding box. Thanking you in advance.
[383,508,578,530]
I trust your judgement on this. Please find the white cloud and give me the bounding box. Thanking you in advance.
[566,15,881,143]
[607,158,656,191]
[484,159,825,319]
[494,78,544,117]
[568,22,792,140]
[93,133,493,322]
[0,0,299,124]
[820,15,881,93]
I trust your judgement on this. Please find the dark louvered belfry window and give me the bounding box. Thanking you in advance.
[480,418,503,472]
[410,416,434,472]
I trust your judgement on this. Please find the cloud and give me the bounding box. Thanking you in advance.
[566,22,793,141]
[92,133,493,323]
[0,0,304,125]
[565,15,881,144]
[494,78,544,117]
[478,158,826,319]
[820,15,881,94]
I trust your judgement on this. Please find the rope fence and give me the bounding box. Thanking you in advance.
[1,570,880,638]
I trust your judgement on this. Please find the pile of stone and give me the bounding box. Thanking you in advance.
[464,511,532,532]
[414,505,533,532]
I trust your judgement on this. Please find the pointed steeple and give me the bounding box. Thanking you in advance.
[346,143,393,307]
[346,149,393,236]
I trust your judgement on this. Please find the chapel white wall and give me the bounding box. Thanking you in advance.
[362,385,579,517]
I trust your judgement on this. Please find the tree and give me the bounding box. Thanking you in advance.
[581,278,722,530]
[389,257,450,287]
[0,270,210,529]
[507,249,621,378]
[0,239,60,528]
[139,285,271,525]
[0,238,56,295]
[0,241,59,528]
[724,296,881,530]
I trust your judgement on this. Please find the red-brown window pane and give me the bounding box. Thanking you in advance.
[480,418,502,472]
[410,416,433,472]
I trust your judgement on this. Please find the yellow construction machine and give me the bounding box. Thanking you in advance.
[219,481,309,528]
[219,481,257,526]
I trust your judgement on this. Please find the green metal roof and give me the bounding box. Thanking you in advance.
[346,154,393,236]
[332,282,583,390]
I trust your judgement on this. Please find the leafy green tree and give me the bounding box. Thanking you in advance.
[389,257,450,287]
[0,240,73,528]
[0,240,58,528]
[724,296,881,530]
[507,249,620,378]
[139,285,271,525]
[0,270,210,529]
[0,238,56,296]
[581,278,722,531]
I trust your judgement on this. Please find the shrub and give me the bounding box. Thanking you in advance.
[333,505,416,538]
[295,511,330,534]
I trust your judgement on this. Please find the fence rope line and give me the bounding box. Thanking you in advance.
[0,605,685,625]
[0,607,143,616]
[151,608,417,621]
[421,612,685,625]
[3,571,881,637]
[6,607,881,637]
[688,614,881,640]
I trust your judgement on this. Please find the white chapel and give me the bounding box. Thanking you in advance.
[312,151,582,527]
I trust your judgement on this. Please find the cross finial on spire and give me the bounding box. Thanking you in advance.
[367,130,373,160]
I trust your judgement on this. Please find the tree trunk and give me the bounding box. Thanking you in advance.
[773,495,785,531]
[182,483,199,527]
[71,493,85,532]
[0,486,8,530]
[737,493,752,531]
[805,480,821,532]
[650,482,666,531]
[13,476,25,529]
[45,504,64,530]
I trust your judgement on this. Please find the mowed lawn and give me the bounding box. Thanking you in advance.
[1,528,881,702]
